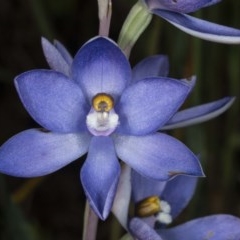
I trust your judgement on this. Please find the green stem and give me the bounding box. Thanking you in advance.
[118,1,152,57]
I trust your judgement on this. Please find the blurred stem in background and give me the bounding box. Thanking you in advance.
[28,0,56,39]
[223,0,240,212]
[0,175,41,240]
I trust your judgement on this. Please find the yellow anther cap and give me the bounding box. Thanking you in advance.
[92,93,114,112]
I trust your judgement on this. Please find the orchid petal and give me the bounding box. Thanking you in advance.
[0,129,91,177]
[15,70,88,133]
[203,0,221,8]
[114,133,204,181]
[54,39,73,66]
[145,0,211,13]
[129,218,163,240]
[132,55,169,81]
[154,10,240,44]
[162,175,198,219]
[72,37,131,102]
[159,214,240,240]
[41,37,70,76]
[116,76,195,135]
[132,170,166,202]
[162,97,235,130]
[81,136,120,220]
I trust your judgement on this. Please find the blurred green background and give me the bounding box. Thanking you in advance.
[0,0,240,239]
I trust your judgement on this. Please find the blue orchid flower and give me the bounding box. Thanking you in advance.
[115,168,240,240]
[141,0,240,43]
[0,37,233,220]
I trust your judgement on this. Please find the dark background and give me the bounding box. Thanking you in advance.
[0,0,240,239]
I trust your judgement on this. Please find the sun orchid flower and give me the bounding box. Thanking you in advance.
[141,0,240,44]
[115,168,240,240]
[0,37,234,220]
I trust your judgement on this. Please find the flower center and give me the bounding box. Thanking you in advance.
[86,93,119,136]
[135,195,172,225]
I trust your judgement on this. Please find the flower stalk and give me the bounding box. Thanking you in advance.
[83,201,99,240]
[97,0,112,36]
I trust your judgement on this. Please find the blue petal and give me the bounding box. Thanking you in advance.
[53,39,73,66]
[116,76,195,135]
[80,136,120,220]
[0,129,91,177]
[129,218,163,240]
[162,97,235,130]
[132,55,169,81]
[41,37,71,76]
[72,37,131,102]
[145,0,212,13]
[203,0,221,8]
[162,175,198,219]
[15,70,88,133]
[114,133,204,181]
[132,170,167,202]
[154,10,240,44]
[159,214,240,240]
